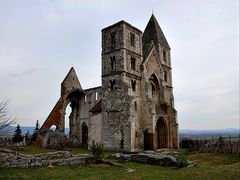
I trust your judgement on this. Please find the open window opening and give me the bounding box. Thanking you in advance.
[149,74,160,99]
[134,101,137,111]
[131,57,136,70]
[163,50,167,62]
[64,104,71,135]
[95,92,98,100]
[131,80,136,92]
[50,125,57,132]
[130,33,135,46]
[164,71,168,82]
[110,31,116,46]
[110,56,116,71]
[110,79,116,90]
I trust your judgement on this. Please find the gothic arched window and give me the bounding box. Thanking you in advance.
[163,50,167,62]
[130,33,135,46]
[164,71,168,82]
[110,79,116,90]
[131,57,136,70]
[110,56,116,71]
[110,31,116,46]
[131,80,136,91]
[149,74,160,99]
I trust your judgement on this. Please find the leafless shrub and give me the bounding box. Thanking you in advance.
[0,100,16,135]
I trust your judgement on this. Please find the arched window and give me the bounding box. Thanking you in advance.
[110,79,116,90]
[110,31,116,46]
[95,92,98,100]
[131,57,136,70]
[149,74,160,99]
[164,71,168,82]
[163,50,167,62]
[65,103,71,135]
[151,83,156,97]
[130,33,135,46]
[134,101,137,111]
[131,80,136,91]
[110,56,116,71]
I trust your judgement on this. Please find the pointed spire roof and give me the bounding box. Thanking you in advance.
[62,67,76,83]
[61,67,83,94]
[142,15,170,57]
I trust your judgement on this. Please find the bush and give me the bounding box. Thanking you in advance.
[176,154,188,168]
[180,139,195,151]
[89,141,104,161]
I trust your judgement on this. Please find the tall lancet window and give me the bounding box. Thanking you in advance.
[131,80,136,92]
[110,56,116,71]
[163,50,167,62]
[110,31,116,46]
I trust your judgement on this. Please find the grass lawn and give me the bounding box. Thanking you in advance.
[0,147,239,180]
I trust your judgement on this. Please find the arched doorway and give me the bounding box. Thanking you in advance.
[156,118,167,149]
[143,129,153,150]
[82,122,88,147]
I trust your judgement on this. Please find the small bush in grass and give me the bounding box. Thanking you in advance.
[176,154,188,168]
[89,141,104,161]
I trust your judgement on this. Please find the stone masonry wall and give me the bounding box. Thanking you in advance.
[101,74,131,151]
[89,113,102,144]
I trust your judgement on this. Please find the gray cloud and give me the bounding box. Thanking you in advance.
[0,0,239,129]
[8,67,36,78]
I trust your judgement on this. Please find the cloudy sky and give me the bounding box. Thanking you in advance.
[0,0,239,130]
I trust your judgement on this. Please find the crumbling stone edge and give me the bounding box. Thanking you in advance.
[0,148,196,169]
[0,148,95,168]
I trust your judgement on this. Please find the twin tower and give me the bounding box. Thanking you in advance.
[38,15,179,151]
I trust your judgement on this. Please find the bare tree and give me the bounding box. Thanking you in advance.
[0,100,15,135]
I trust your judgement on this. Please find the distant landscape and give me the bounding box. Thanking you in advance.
[6,126,240,139]
[179,128,240,139]
[5,126,70,135]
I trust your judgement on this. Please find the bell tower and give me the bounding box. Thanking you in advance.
[143,14,172,88]
[142,15,178,149]
[101,20,142,151]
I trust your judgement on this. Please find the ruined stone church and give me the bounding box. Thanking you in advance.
[37,15,179,151]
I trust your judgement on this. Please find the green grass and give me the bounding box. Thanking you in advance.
[188,152,240,165]
[1,147,239,180]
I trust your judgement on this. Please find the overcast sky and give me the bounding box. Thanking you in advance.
[0,0,239,130]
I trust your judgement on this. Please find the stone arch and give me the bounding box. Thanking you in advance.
[38,67,85,147]
[63,90,83,109]
[62,90,83,138]
[81,122,88,147]
[156,117,168,149]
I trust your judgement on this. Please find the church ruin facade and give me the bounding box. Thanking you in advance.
[37,15,179,151]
